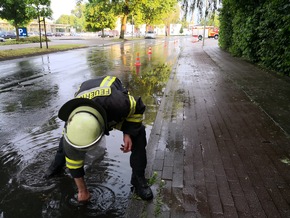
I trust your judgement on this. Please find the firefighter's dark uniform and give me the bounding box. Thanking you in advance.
[50,76,147,179]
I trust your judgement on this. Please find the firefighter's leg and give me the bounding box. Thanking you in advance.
[130,125,153,200]
[44,137,66,178]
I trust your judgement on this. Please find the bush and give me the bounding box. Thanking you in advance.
[219,0,290,76]
[0,36,50,45]
[19,36,51,43]
[257,1,290,75]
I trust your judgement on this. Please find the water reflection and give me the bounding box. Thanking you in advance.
[0,38,182,217]
[0,59,47,87]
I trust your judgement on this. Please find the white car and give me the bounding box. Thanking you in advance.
[0,37,5,42]
[145,31,156,39]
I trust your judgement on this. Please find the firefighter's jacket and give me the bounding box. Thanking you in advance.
[63,76,146,178]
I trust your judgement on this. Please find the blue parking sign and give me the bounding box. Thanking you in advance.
[19,27,27,37]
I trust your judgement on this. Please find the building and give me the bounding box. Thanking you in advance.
[0,19,71,35]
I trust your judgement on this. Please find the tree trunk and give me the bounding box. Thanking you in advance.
[119,15,127,39]
[15,25,19,41]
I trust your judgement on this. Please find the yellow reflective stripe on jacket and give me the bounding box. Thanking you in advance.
[126,114,143,123]
[100,76,116,87]
[65,157,84,169]
[128,95,136,117]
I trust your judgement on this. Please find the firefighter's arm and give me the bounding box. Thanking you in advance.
[65,156,90,202]
[74,177,91,202]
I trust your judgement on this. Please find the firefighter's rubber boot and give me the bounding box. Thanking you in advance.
[44,161,64,179]
[131,174,153,201]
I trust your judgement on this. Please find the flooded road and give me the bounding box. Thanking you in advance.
[0,37,184,217]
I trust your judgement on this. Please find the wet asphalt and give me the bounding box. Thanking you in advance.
[2,37,290,217]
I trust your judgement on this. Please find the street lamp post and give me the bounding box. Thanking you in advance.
[202,0,208,47]
[132,14,134,39]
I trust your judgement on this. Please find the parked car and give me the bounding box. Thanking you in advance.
[0,37,5,42]
[54,32,64,37]
[145,31,156,39]
[0,31,16,39]
[43,32,54,37]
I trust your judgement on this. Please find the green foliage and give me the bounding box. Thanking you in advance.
[0,44,85,60]
[0,0,52,39]
[0,36,50,45]
[257,1,290,75]
[71,3,86,31]
[140,0,178,27]
[85,0,117,32]
[230,10,260,62]
[163,3,180,26]
[218,0,233,50]
[20,36,48,43]
[56,15,74,25]
[219,0,290,76]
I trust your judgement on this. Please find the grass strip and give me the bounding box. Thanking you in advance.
[0,44,87,60]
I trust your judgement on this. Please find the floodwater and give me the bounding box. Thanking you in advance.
[0,37,183,217]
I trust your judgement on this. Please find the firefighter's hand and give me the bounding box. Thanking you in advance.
[121,134,132,153]
[78,189,91,202]
[74,177,91,202]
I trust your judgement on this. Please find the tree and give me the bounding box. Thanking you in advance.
[0,0,52,40]
[113,0,134,39]
[85,0,117,36]
[56,4,86,32]
[140,0,177,31]
[71,3,86,32]
[56,15,74,25]
[180,0,221,22]
[163,3,180,36]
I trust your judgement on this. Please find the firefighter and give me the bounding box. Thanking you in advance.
[45,76,153,202]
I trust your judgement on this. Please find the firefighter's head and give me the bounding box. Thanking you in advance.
[58,98,107,151]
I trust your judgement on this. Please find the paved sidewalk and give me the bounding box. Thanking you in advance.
[126,39,290,217]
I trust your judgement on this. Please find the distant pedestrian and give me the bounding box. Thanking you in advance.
[45,75,153,202]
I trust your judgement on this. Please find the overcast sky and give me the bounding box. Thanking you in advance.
[51,0,77,20]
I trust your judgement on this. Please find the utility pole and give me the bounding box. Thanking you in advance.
[202,0,208,47]
[132,14,134,39]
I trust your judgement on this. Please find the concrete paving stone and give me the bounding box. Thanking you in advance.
[207,195,223,215]
[254,186,281,216]
[153,158,164,171]
[244,191,266,217]
[155,149,165,160]
[224,168,238,181]
[204,167,215,182]
[232,195,251,214]
[205,182,219,196]
[172,172,183,188]
[163,151,174,167]
[223,205,239,217]
[162,166,173,180]
[228,180,244,196]
[215,176,234,206]
[183,187,197,211]
[213,163,226,177]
